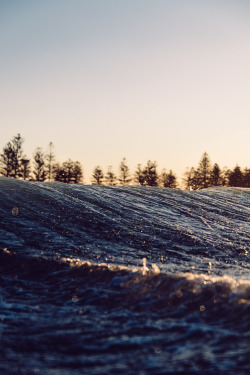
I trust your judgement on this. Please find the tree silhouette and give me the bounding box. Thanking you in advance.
[46,142,56,182]
[118,158,131,185]
[210,163,222,186]
[161,169,177,188]
[243,168,250,188]
[196,152,211,189]
[11,134,24,178]
[53,163,64,182]
[105,166,117,186]
[183,167,195,190]
[33,147,47,181]
[134,164,145,185]
[228,166,243,187]
[220,167,230,186]
[0,141,14,177]
[2,132,250,189]
[20,158,31,180]
[0,134,24,178]
[54,160,83,183]
[143,160,158,186]
[71,161,83,183]
[92,166,104,185]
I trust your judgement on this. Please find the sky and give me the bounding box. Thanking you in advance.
[0,0,249,183]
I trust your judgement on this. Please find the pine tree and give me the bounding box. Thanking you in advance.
[92,166,104,185]
[210,163,222,186]
[220,167,230,186]
[105,166,117,186]
[0,142,14,177]
[11,134,24,178]
[183,167,195,190]
[46,142,56,182]
[118,158,131,185]
[134,164,145,185]
[33,147,46,181]
[196,152,211,189]
[71,161,83,183]
[53,163,65,183]
[143,160,158,186]
[54,160,83,183]
[12,133,24,178]
[228,166,243,187]
[161,169,177,188]
[0,134,24,178]
[20,158,31,180]
[243,168,250,188]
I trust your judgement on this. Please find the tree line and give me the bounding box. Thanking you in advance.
[0,134,82,183]
[183,152,250,189]
[92,159,177,188]
[0,134,178,187]
[0,134,249,189]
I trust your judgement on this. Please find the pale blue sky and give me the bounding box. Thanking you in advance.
[0,0,249,182]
